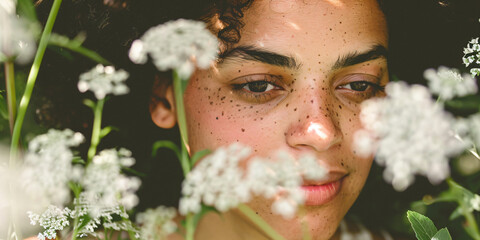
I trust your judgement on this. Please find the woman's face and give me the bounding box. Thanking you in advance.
[183,0,388,238]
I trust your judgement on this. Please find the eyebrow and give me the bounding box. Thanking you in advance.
[332,44,388,70]
[218,45,301,69]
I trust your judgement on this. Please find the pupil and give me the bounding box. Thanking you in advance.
[248,81,268,92]
[351,82,368,91]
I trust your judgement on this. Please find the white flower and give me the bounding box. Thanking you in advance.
[129,19,218,79]
[179,143,326,220]
[21,129,84,207]
[78,64,129,99]
[28,205,71,240]
[471,194,480,212]
[463,37,480,77]
[424,66,478,100]
[136,206,177,240]
[354,82,466,191]
[0,6,36,64]
[81,148,140,217]
[179,143,252,214]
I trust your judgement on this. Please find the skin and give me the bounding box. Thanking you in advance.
[152,0,388,239]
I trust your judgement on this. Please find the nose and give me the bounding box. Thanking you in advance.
[285,96,342,153]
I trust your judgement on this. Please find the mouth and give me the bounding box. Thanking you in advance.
[301,173,346,206]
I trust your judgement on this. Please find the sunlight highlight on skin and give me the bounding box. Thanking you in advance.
[307,123,328,140]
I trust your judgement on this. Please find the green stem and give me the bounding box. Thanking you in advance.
[173,71,191,174]
[237,203,286,240]
[9,0,63,162]
[4,61,16,136]
[463,208,480,240]
[185,214,195,240]
[87,98,105,163]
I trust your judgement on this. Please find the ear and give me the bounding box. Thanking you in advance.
[150,76,176,129]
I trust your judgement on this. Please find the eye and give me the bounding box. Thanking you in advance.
[231,74,285,103]
[339,81,377,92]
[241,81,276,93]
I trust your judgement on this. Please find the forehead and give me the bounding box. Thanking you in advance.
[232,0,387,65]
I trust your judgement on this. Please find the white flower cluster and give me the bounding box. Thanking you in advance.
[78,64,129,100]
[21,129,84,207]
[129,19,218,79]
[72,197,135,238]
[354,82,466,191]
[81,148,141,217]
[0,4,36,64]
[463,38,480,77]
[28,205,71,240]
[136,206,177,240]
[246,152,326,219]
[424,66,477,100]
[179,143,326,219]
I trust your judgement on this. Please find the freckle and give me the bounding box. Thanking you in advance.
[221,96,225,100]
[250,106,253,109]
[298,119,300,122]
[243,107,246,109]
[306,115,310,119]
[208,96,211,99]
[274,121,277,124]
[236,104,241,107]
[238,70,241,72]
[329,28,332,31]
[204,87,208,90]
[290,89,294,93]
[197,123,200,126]
[349,118,351,122]
[230,100,233,103]
[336,112,339,117]
[216,117,218,120]
[324,114,328,117]
[210,132,213,135]
[339,21,342,24]
[210,102,213,105]
[254,118,256,121]
[241,128,245,132]
[286,103,289,107]
[341,162,344,166]
[238,109,241,112]
[313,78,316,81]
[353,113,357,116]
[260,117,263,120]
[256,110,259,113]
[198,111,200,113]
[310,100,313,103]
[294,108,297,111]
[326,107,329,111]
[222,111,224,116]
[338,105,342,109]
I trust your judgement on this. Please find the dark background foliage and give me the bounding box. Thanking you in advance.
[4,0,479,238]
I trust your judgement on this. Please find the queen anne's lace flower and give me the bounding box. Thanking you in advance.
[81,148,141,217]
[424,66,478,100]
[354,82,466,191]
[78,64,129,100]
[179,143,326,219]
[136,206,177,240]
[21,129,84,207]
[463,38,480,77]
[0,6,36,64]
[129,19,218,79]
[28,205,71,240]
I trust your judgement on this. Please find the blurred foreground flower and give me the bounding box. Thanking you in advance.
[21,129,84,207]
[77,64,129,100]
[81,148,141,217]
[129,19,218,79]
[354,82,466,191]
[424,66,477,100]
[179,143,326,219]
[136,206,177,240]
[0,5,36,64]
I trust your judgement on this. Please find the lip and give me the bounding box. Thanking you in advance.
[301,174,345,206]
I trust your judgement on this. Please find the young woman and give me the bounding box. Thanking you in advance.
[147,0,390,239]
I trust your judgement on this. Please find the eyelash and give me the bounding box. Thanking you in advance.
[336,79,386,101]
[231,75,284,103]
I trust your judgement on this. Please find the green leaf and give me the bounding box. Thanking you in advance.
[152,140,181,160]
[71,156,85,165]
[407,210,438,240]
[49,33,111,65]
[444,95,480,111]
[99,126,118,140]
[448,207,463,221]
[191,149,211,166]
[431,228,452,240]
[122,166,146,178]
[83,99,96,110]
[17,0,38,22]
